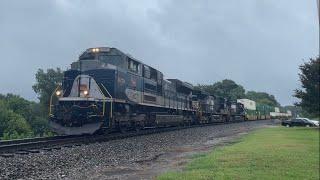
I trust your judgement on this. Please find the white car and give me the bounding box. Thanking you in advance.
[298,118,319,127]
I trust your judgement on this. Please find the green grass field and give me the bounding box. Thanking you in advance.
[158,127,320,180]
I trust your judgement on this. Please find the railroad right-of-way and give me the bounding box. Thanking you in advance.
[0,120,278,180]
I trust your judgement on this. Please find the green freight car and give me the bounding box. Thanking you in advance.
[256,103,275,120]
[237,99,276,120]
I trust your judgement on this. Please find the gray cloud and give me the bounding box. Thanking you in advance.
[0,0,318,105]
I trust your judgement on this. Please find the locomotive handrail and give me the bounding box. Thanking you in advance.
[100,84,113,100]
[100,84,113,119]
[96,85,106,116]
[49,85,61,116]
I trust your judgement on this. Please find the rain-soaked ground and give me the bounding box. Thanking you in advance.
[0,120,278,180]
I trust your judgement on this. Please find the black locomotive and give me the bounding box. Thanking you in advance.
[49,47,245,135]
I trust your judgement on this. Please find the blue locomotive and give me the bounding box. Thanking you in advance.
[49,47,245,135]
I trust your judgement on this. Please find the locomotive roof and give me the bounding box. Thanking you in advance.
[81,47,163,72]
[81,47,143,64]
[167,79,193,90]
[192,89,209,96]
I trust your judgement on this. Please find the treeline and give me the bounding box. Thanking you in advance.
[196,79,280,107]
[0,94,51,140]
[1,56,317,140]
[196,56,319,119]
[0,68,62,140]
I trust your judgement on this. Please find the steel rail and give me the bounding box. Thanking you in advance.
[0,120,272,156]
[0,135,81,146]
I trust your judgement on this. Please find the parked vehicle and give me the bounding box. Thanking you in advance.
[299,118,319,127]
[281,118,316,127]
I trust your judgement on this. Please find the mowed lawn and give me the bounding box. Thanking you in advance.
[158,127,319,180]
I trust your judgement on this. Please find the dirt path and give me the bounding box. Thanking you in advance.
[85,122,275,180]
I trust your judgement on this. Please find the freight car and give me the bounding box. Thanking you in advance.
[49,47,245,135]
[237,99,291,120]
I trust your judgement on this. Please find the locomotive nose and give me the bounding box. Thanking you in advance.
[49,103,104,135]
[49,120,103,135]
[49,74,111,135]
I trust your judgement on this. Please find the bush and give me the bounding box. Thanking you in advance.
[28,116,50,136]
[0,100,34,139]
[0,94,51,139]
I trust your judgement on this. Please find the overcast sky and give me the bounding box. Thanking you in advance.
[0,0,318,106]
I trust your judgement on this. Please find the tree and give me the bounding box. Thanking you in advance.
[245,91,280,107]
[283,105,302,118]
[0,94,50,137]
[197,79,246,101]
[32,68,63,115]
[4,93,32,120]
[294,57,320,117]
[0,99,33,139]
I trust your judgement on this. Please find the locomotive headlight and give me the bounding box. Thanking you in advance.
[55,90,62,96]
[92,48,100,53]
[83,90,89,96]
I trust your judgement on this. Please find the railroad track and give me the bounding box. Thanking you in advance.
[0,135,89,157]
[0,120,267,158]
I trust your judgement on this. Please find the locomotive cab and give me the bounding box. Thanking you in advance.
[49,47,120,135]
[50,47,147,135]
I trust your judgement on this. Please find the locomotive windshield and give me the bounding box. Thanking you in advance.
[79,52,95,60]
[99,54,123,66]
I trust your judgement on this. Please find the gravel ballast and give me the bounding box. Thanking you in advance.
[0,120,276,179]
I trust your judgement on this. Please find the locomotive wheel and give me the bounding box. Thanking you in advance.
[135,126,141,132]
[134,122,144,132]
[119,124,128,133]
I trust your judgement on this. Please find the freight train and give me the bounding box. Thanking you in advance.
[49,47,246,135]
[237,99,292,120]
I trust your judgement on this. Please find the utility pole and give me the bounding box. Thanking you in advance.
[317,0,320,55]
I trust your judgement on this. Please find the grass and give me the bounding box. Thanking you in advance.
[158,127,319,180]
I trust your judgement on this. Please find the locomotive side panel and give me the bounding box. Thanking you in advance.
[85,69,116,98]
